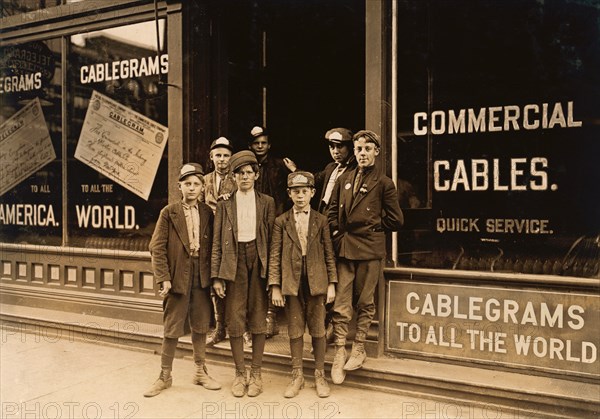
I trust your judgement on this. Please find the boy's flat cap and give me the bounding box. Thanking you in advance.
[229,150,258,172]
[179,162,204,181]
[210,136,233,151]
[287,171,315,188]
[325,128,353,144]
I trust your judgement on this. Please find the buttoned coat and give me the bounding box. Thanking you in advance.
[327,165,404,260]
[149,201,213,294]
[268,208,338,296]
[211,190,276,281]
[201,170,237,213]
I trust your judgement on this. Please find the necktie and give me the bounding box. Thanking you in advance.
[353,169,364,197]
[322,163,342,205]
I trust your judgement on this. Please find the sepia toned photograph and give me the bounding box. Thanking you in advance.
[1,1,598,418]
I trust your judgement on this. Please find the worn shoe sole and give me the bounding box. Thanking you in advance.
[343,353,366,371]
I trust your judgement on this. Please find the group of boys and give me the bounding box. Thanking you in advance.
[144,127,404,399]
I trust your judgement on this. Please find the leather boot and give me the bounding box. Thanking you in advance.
[206,322,226,346]
[247,368,263,397]
[231,369,247,397]
[331,345,347,384]
[193,363,221,390]
[283,368,304,398]
[343,341,366,371]
[143,370,172,397]
[314,369,330,398]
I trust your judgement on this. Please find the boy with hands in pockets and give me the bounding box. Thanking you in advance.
[269,171,337,398]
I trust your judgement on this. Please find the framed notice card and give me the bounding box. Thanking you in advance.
[0,97,56,196]
[75,90,168,201]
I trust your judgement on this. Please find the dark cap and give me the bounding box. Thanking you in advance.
[325,128,353,144]
[250,125,268,139]
[353,130,381,148]
[229,150,258,172]
[178,163,204,181]
[287,171,315,188]
[210,136,233,152]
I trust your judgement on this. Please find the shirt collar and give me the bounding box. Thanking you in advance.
[182,201,198,210]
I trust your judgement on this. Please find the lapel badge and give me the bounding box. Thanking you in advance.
[345,183,352,190]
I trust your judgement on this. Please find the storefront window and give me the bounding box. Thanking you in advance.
[0,0,61,18]
[67,20,168,251]
[0,39,62,246]
[396,0,600,278]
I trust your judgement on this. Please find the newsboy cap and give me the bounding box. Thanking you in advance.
[250,125,268,139]
[287,171,315,188]
[229,150,258,172]
[210,136,233,152]
[353,130,381,148]
[178,162,204,181]
[325,127,353,144]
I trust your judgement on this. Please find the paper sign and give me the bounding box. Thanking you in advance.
[75,90,168,201]
[0,97,56,196]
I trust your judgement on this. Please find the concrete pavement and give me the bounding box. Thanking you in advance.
[0,326,500,419]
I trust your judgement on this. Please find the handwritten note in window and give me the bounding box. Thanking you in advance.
[75,90,168,201]
[0,97,56,196]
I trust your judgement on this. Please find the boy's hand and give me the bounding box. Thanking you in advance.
[213,279,226,298]
[271,285,285,307]
[218,193,232,201]
[326,283,336,304]
[159,280,172,298]
[283,157,297,172]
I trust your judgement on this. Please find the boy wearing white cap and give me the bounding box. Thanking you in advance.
[211,150,276,398]
[269,171,337,398]
[202,137,236,347]
[144,163,221,397]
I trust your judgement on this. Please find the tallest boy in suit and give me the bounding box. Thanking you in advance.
[327,130,404,384]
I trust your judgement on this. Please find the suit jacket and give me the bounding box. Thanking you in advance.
[255,154,289,216]
[327,165,404,260]
[268,208,337,296]
[201,170,237,213]
[149,201,213,294]
[315,156,357,214]
[211,190,276,281]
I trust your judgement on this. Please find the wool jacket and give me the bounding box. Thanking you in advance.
[211,190,276,281]
[268,208,337,296]
[149,201,213,294]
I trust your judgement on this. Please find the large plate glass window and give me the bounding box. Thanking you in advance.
[0,39,62,246]
[67,20,168,251]
[396,1,600,278]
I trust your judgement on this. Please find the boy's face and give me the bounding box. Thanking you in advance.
[249,135,270,157]
[234,164,258,192]
[354,137,380,168]
[328,142,351,164]
[288,186,315,210]
[178,175,204,204]
[210,147,232,172]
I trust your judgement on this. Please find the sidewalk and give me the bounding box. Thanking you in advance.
[0,327,494,419]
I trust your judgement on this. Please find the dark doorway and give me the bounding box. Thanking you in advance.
[221,0,365,174]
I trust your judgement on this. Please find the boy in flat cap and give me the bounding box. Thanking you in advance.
[202,137,236,347]
[144,163,221,397]
[315,127,357,343]
[249,125,297,338]
[327,130,404,384]
[211,150,276,397]
[316,128,357,214]
[269,171,337,398]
